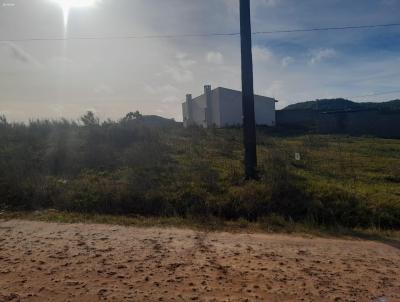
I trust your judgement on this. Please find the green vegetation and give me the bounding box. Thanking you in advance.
[0,112,399,229]
[284,98,400,112]
[2,210,399,240]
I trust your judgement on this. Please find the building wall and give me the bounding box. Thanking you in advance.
[276,110,318,129]
[210,89,221,127]
[318,111,400,138]
[184,94,205,127]
[276,109,400,138]
[182,102,187,124]
[254,96,276,127]
[182,102,189,127]
[182,87,276,128]
[218,88,243,127]
[183,88,224,127]
[218,87,276,127]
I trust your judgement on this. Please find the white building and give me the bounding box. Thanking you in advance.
[182,86,277,128]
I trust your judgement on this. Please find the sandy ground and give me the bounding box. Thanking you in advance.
[0,220,399,302]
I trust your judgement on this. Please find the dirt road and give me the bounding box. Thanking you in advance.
[0,220,399,302]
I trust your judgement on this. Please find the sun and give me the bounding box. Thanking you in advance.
[51,0,99,28]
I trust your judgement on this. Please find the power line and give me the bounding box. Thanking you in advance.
[351,89,400,99]
[310,89,400,102]
[1,23,400,42]
[252,23,400,35]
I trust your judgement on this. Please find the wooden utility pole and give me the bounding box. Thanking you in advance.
[240,0,257,179]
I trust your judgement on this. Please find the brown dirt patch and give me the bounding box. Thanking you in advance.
[0,220,399,301]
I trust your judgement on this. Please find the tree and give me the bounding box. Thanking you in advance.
[0,115,7,127]
[80,111,99,126]
[122,111,143,123]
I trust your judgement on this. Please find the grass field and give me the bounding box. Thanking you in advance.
[0,115,399,230]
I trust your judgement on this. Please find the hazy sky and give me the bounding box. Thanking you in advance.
[0,0,400,121]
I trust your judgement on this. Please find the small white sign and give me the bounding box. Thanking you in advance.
[295,152,301,161]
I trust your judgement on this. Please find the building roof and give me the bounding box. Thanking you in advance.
[183,86,278,104]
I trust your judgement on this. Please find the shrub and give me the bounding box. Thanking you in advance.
[224,182,272,220]
[0,114,399,229]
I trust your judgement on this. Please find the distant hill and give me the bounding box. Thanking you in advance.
[121,112,178,127]
[127,115,178,128]
[139,115,177,126]
[283,99,400,112]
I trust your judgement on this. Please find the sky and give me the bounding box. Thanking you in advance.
[0,0,399,122]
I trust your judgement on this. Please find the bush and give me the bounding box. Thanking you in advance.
[0,114,399,229]
[224,182,272,220]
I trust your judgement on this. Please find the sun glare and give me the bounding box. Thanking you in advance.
[51,0,99,28]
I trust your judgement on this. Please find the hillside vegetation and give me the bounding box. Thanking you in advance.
[284,98,400,112]
[0,112,399,229]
